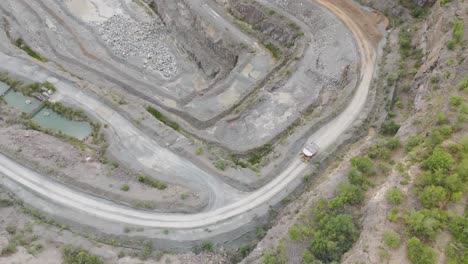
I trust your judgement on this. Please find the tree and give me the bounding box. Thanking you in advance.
[418,185,447,208]
[309,214,359,263]
[386,188,404,205]
[406,237,436,264]
[422,149,454,172]
[383,230,401,249]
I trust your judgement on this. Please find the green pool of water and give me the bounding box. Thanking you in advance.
[3,91,41,114]
[0,82,9,96]
[32,108,92,140]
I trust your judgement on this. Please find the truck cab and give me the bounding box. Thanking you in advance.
[300,142,319,163]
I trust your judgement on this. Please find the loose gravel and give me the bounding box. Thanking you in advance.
[94,15,178,78]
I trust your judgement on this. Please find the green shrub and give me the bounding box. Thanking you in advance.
[137,175,167,190]
[15,38,48,62]
[308,214,359,263]
[1,242,17,256]
[449,95,464,108]
[288,225,301,241]
[422,149,454,172]
[330,182,365,207]
[388,207,400,222]
[140,240,153,260]
[350,155,374,175]
[264,43,282,60]
[347,167,367,187]
[448,215,468,245]
[120,183,130,191]
[193,241,214,254]
[406,209,447,239]
[146,106,180,131]
[62,245,103,264]
[452,18,464,44]
[406,135,424,152]
[457,74,468,91]
[386,188,404,205]
[383,230,401,249]
[418,185,447,208]
[406,237,436,264]
[214,160,227,171]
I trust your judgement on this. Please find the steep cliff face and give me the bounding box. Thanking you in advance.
[148,0,241,78]
[228,0,302,58]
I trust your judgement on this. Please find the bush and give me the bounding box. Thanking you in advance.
[264,43,282,60]
[350,155,374,175]
[137,175,167,190]
[406,237,436,264]
[406,135,424,152]
[63,245,103,264]
[146,106,180,131]
[452,18,464,44]
[418,185,447,208]
[449,95,464,108]
[330,182,365,207]
[386,188,404,205]
[422,149,454,172]
[388,207,400,222]
[120,183,130,191]
[407,209,446,239]
[348,167,367,187]
[140,240,153,260]
[1,242,17,256]
[288,225,301,241]
[457,74,468,91]
[383,230,401,249]
[15,38,48,62]
[448,215,468,245]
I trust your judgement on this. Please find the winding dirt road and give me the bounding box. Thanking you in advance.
[0,0,381,245]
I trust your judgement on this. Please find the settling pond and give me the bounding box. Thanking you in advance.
[1,81,92,140]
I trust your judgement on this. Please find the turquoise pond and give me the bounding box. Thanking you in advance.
[3,90,41,114]
[32,108,93,140]
[1,87,92,140]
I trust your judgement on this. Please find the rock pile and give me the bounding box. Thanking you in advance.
[95,15,177,78]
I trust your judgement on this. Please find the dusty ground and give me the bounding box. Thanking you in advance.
[0,101,207,213]
[0,188,229,263]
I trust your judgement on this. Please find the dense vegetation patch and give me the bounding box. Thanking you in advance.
[275,136,401,263]
[63,245,103,264]
[146,105,180,132]
[15,38,48,62]
[137,174,167,190]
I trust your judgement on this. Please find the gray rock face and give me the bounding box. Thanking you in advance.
[149,0,241,79]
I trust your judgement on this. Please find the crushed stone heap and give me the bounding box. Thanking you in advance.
[95,15,178,78]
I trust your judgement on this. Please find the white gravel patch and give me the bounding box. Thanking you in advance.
[94,15,178,78]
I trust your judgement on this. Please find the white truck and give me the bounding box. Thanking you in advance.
[300,142,319,163]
